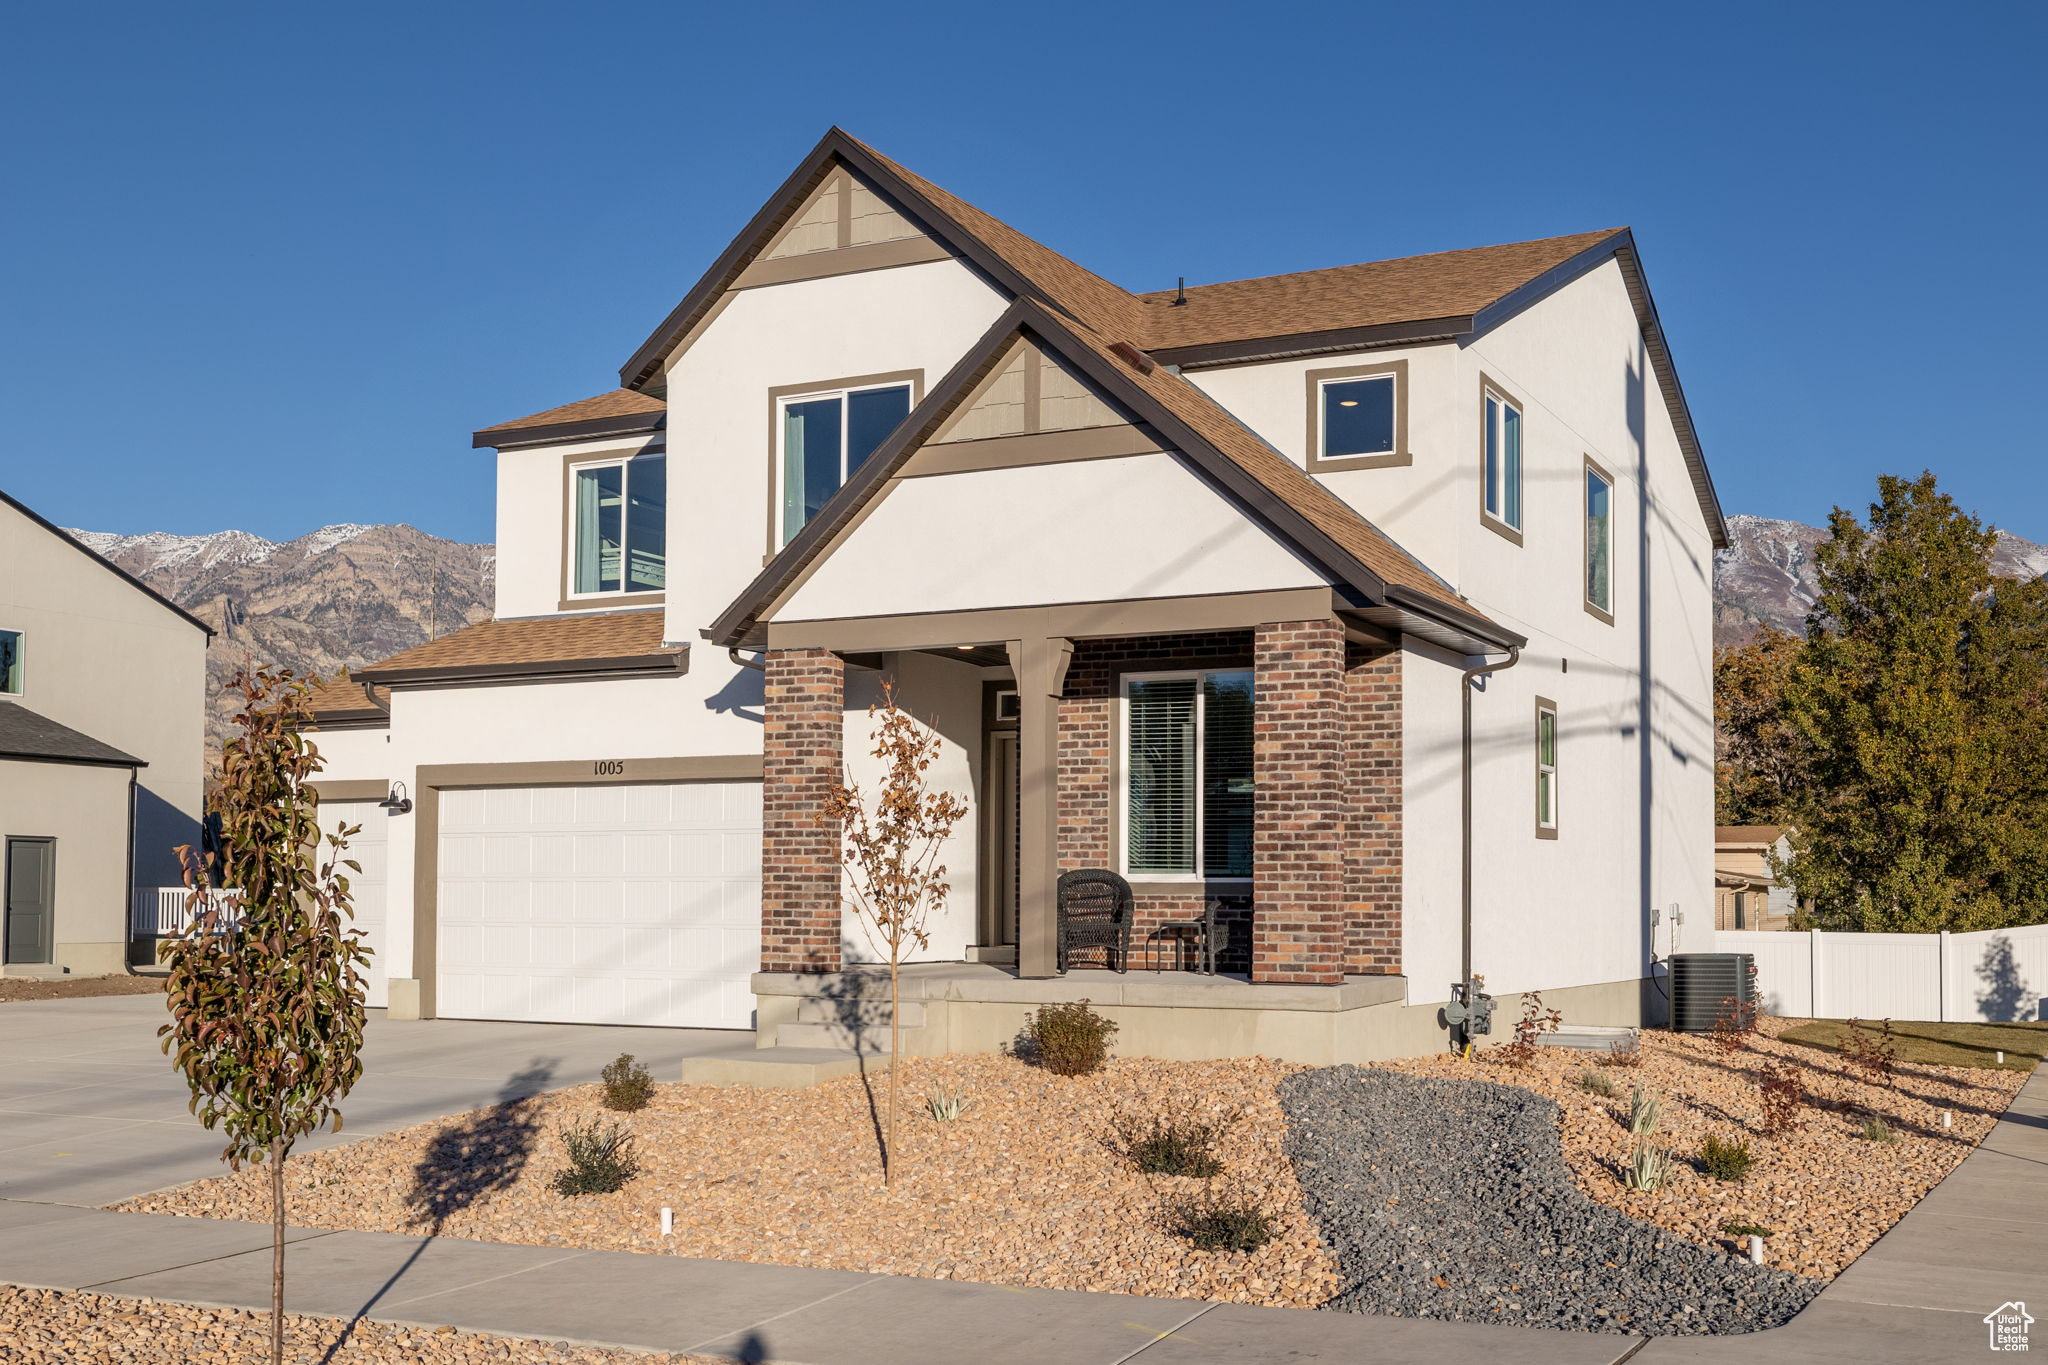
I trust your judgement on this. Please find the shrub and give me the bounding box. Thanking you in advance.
[600,1053,655,1112]
[1627,1085,1663,1137]
[1843,1018,1899,1086]
[1857,1115,1898,1143]
[551,1119,639,1196]
[1577,1070,1617,1098]
[1606,1034,1644,1068]
[1720,1220,1774,1240]
[1496,990,1563,1069]
[1164,1185,1274,1253]
[1711,994,1758,1053]
[1698,1133,1755,1183]
[1625,1142,1674,1192]
[1115,1108,1237,1178]
[1022,1000,1118,1076]
[925,1084,974,1123]
[1756,1060,1806,1135]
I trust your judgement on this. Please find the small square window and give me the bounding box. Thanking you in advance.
[1321,376,1396,458]
[0,630,19,695]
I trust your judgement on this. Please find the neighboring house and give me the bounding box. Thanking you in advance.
[307,129,1721,1065]
[1714,825,1798,930]
[0,489,210,975]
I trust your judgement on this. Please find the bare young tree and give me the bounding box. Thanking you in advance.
[823,684,967,1187]
[159,667,371,1365]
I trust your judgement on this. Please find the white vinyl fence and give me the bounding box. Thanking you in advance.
[1717,924,2048,1023]
[131,887,242,938]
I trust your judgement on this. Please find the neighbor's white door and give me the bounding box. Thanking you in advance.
[435,781,762,1029]
[321,799,390,1009]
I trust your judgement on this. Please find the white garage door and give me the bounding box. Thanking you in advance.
[321,799,390,1009]
[435,781,761,1029]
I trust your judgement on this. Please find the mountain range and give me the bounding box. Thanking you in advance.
[66,523,494,754]
[64,510,2044,757]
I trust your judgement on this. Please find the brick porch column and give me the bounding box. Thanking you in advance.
[1252,619,1347,985]
[1346,644,1403,974]
[762,648,843,973]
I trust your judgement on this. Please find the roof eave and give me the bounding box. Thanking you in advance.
[473,410,666,451]
[354,648,689,688]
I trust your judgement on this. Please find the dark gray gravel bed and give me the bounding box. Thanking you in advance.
[1280,1066,1822,1335]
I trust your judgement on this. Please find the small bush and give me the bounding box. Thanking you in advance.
[1164,1185,1274,1253]
[1720,1220,1774,1239]
[1577,1070,1617,1098]
[1857,1115,1898,1143]
[925,1083,974,1123]
[551,1119,639,1196]
[1711,994,1758,1053]
[1022,1000,1118,1076]
[1627,1084,1663,1137]
[1843,1018,1899,1086]
[600,1053,655,1112]
[1115,1109,1237,1178]
[1698,1133,1755,1183]
[1625,1142,1674,1192]
[1756,1060,1806,1135]
[1496,990,1563,1069]
[1606,1034,1644,1068]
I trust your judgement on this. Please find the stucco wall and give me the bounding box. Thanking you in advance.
[0,759,134,972]
[493,434,666,620]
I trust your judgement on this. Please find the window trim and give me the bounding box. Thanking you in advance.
[1117,666,1255,885]
[1478,374,1526,546]
[764,369,923,555]
[1583,454,1616,625]
[1534,696,1559,839]
[560,447,669,609]
[1304,358,1410,471]
[0,626,22,698]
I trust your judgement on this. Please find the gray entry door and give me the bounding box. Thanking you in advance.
[5,837,54,965]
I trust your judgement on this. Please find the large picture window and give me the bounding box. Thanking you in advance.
[0,629,21,695]
[1585,457,1615,622]
[1481,379,1524,539]
[779,380,913,544]
[571,454,666,596]
[1123,670,1254,879]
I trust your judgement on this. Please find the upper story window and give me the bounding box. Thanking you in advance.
[570,454,666,597]
[1305,359,1409,471]
[1535,697,1559,838]
[1123,669,1254,880]
[1480,377,1524,542]
[777,378,914,545]
[0,629,20,695]
[1585,457,1615,623]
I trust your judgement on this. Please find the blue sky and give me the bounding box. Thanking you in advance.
[2,1,2041,546]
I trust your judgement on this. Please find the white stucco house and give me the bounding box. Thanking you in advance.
[0,489,210,976]
[307,129,1722,1071]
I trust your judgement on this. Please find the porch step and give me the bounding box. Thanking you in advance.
[1535,1024,1640,1052]
[681,1045,889,1089]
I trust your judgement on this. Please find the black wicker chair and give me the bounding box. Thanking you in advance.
[1056,869,1133,974]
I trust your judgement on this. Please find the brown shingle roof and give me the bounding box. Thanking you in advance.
[476,389,667,441]
[353,610,680,683]
[1135,230,1626,352]
[304,674,388,723]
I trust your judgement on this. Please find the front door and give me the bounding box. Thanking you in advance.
[5,837,54,965]
[979,686,1021,950]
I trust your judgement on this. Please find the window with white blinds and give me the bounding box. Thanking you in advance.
[1124,670,1255,878]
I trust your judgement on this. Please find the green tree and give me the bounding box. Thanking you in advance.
[159,667,371,1365]
[1715,628,1805,825]
[1776,473,2048,931]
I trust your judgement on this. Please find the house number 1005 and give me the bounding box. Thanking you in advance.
[593,760,626,776]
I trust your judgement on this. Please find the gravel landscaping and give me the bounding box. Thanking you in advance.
[0,973,165,1003]
[1283,1067,1820,1333]
[117,1054,1342,1307]
[0,1286,719,1364]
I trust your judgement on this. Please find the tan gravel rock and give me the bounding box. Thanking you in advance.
[1378,1017,2026,1279]
[0,1285,720,1363]
[117,1055,1341,1308]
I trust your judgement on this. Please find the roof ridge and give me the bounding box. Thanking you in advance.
[1133,228,1628,300]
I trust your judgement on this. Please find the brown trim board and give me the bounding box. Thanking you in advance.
[309,779,390,802]
[764,589,1337,654]
[356,649,689,687]
[733,235,952,290]
[898,423,1163,477]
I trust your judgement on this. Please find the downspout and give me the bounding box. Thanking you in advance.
[1452,646,1520,1046]
[729,648,766,672]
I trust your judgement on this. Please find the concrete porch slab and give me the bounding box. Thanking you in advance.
[752,962,1409,1011]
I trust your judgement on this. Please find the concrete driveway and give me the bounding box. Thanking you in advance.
[0,993,747,1206]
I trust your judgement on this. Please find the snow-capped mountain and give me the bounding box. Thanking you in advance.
[1714,513,2048,646]
[66,523,495,753]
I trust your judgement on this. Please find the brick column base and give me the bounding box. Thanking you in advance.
[1345,644,1402,974]
[1252,619,1347,984]
[762,648,843,973]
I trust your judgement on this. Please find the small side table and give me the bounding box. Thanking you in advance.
[1151,904,1221,975]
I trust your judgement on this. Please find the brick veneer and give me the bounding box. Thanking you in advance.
[1345,643,1402,974]
[1251,620,1348,984]
[761,648,844,973]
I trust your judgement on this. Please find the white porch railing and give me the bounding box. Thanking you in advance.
[131,887,243,937]
[1718,923,2048,1023]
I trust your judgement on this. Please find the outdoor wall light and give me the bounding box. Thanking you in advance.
[377,781,413,814]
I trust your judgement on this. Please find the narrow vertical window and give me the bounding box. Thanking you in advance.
[1481,379,1525,540]
[571,456,665,597]
[0,629,21,695]
[573,464,623,594]
[1535,699,1559,837]
[1585,459,1614,622]
[1123,669,1255,878]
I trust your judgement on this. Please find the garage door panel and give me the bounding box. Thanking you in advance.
[438,779,762,1029]
[322,800,390,1011]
